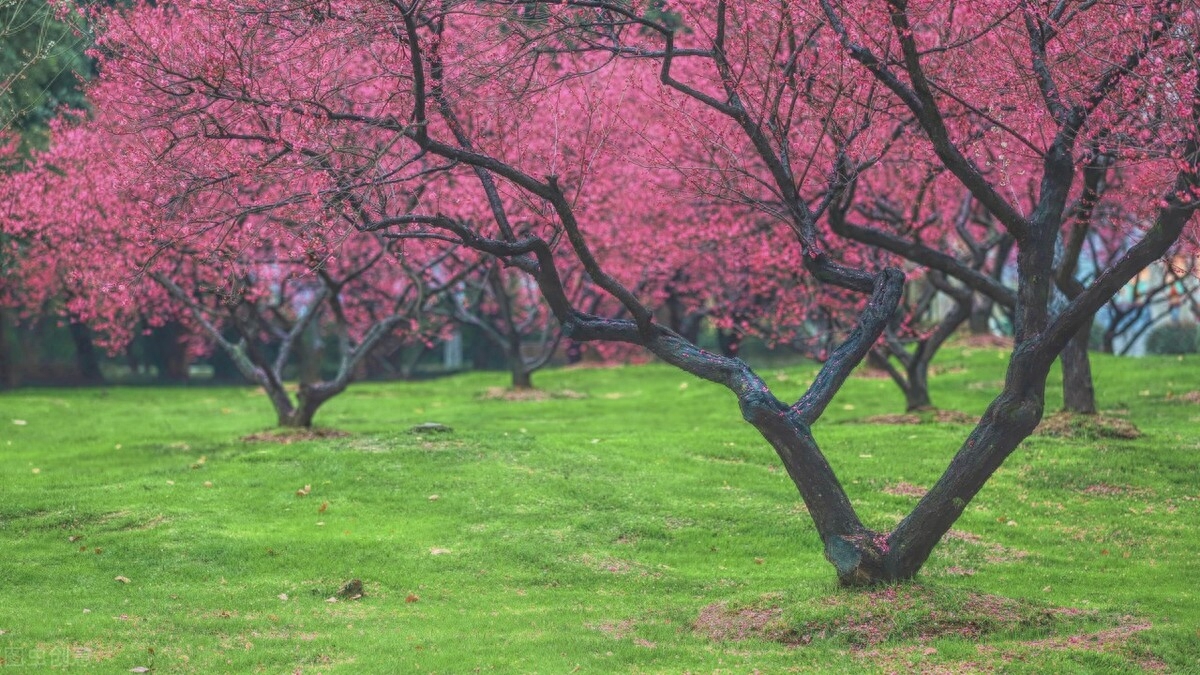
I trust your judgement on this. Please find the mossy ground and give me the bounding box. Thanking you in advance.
[1,347,1197,672]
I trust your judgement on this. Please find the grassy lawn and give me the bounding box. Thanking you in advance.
[1,345,1198,673]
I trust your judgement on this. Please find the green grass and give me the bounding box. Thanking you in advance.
[1,347,1198,673]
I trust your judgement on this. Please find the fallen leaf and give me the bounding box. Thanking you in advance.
[130,667,151,673]
[31,468,40,474]
[11,419,26,425]
[296,484,311,497]
[203,481,213,488]
[115,576,131,584]
[95,548,103,554]
[278,593,288,601]
[318,501,328,514]
[754,557,764,565]
[430,547,451,555]
[69,535,83,542]
[326,597,338,603]
[405,594,419,603]
[427,494,440,501]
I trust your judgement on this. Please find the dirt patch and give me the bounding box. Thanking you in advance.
[940,529,1029,565]
[933,409,976,424]
[1035,412,1141,440]
[693,603,788,642]
[241,428,350,443]
[802,587,1064,649]
[480,387,587,401]
[860,616,1154,675]
[574,554,661,578]
[1168,390,1200,403]
[1080,483,1155,498]
[588,618,636,639]
[861,410,974,425]
[863,413,922,425]
[944,529,984,544]
[884,482,929,498]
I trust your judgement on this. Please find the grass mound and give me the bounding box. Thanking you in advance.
[1035,412,1142,439]
[861,409,976,425]
[240,427,351,443]
[695,585,1118,650]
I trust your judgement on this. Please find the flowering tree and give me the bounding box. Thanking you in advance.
[6,121,469,427]
[446,261,564,389]
[63,0,1199,585]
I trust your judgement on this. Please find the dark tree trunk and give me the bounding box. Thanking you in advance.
[904,372,933,412]
[69,319,104,384]
[564,340,582,364]
[1060,322,1097,414]
[1101,328,1116,354]
[271,382,343,428]
[968,296,993,334]
[0,308,15,389]
[149,321,191,383]
[511,366,533,390]
[717,327,742,357]
[298,331,324,385]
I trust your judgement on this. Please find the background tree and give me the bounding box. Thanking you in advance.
[1,0,95,387]
[7,121,470,427]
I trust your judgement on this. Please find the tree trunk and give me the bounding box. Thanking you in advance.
[744,389,1042,585]
[150,321,191,383]
[904,375,933,412]
[564,340,582,364]
[0,308,15,389]
[270,382,343,428]
[511,364,533,390]
[968,296,993,334]
[69,319,104,384]
[717,328,742,357]
[277,403,318,428]
[1060,322,1097,414]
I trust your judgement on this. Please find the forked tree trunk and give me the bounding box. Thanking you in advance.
[270,382,345,428]
[740,347,1048,585]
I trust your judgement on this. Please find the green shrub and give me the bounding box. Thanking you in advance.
[1145,321,1199,354]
